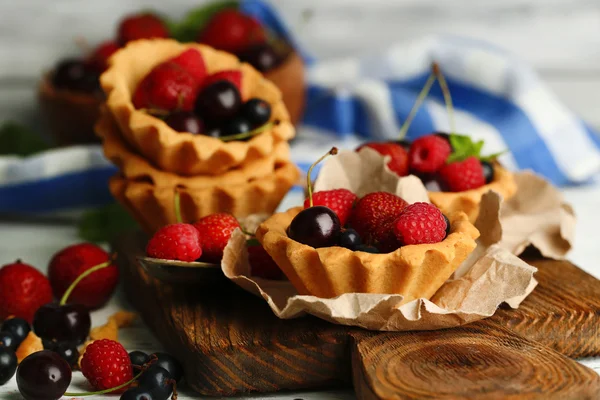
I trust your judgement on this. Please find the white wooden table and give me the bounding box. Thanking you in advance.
[1,1,599,398]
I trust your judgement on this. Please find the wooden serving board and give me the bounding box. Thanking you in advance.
[115,233,600,399]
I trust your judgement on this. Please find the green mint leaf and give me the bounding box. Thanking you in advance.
[0,121,50,157]
[480,150,508,162]
[473,140,485,156]
[169,0,239,42]
[78,203,139,243]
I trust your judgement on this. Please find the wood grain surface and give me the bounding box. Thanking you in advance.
[115,232,600,398]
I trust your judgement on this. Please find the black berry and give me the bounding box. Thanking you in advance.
[241,98,271,128]
[165,112,204,134]
[121,387,154,400]
[137,365,173,400]
[443,214,451,238]
[16,350,71,400]
[339,229,362,250]
[0,331,17,351]
[481,160,495,184]
[0,347,17,385]
[1,318,31,347]
[221,116,252,136]
[195,80,241,123]
[287,206,341,249]
[129,351,150,367]
[237,43,283,72]
[203,125,223,138]
[51,342,79,368]
[33,303,91,345]
[52,59,101,94]
[151,353,184,383]
[355,244,380,254]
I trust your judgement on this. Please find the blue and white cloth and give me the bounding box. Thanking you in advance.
[1,0,600,214]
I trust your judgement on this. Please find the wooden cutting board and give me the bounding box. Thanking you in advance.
[114,233,600,399]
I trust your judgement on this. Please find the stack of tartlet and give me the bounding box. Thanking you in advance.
[96,39,300,234]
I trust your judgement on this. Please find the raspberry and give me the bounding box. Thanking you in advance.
[409,134,452,174]
[48,243,118,309]
[86,40,120,71]
[349,192,408,244]
[357,142,409,176]
[438,156,486,192]
[81,339,133,392]
[117,13,169,45]
[193,213,240,263]
[201,70,242,93]
[197,10,265,53]
[303,189,358,226]
[169,49,207,82]
[0,261,53,323]
[393,202,448,245]
[132,62,200,112]
[248,245,284,280]
[146,223,202,262]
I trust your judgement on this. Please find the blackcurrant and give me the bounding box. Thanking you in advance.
[443,214,451,238]
[164,112,204,134]
[339,229,362,250]
[129,351,150,367]
[221,116,252,137]
[151,353,184,383]
[194,80,241,123]
[52,59,101,94]
[120,387,154,400]
[241,98,271,128]
[0,347,17,385]
[237,43,283,72]
[1,318,31,347]
[52,342,79,368]
[0,331,17,351]
[481,160,495,184]
[137,365,173,400]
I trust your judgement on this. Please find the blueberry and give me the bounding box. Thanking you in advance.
[443,214,451,238]
[355,244,380,254]
[137,365,173,400]
[481,160,494,184]
[0,331,17,351]
[0,347,17,385]
[151,353,184,382]
[241,98,271,128]
[221,116,252,137]
[129,351,150,367]
[1,318,30,347]
[339,229,362,250]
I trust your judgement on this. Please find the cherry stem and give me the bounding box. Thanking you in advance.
[432,63,456,134]
[174,190,182,224]
[64,364,145,396]
[307,147,338,207]
[398,70,437,140]
[59,256,115,306]
[220,121,275,142]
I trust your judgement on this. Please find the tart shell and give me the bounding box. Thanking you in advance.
[100,39,295,176]
[256,207,480,302]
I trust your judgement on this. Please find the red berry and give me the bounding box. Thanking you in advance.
[201,70,242,93]
[248,245,284,280]
[393,202,448,245]
[169,49,207,82]
[117,13,169,45]
[132,62,200,111]
[48,243,118,309]
[193,213,240,263]
[81,339,133,393]
[357,142,409,176]
[197,10,265,53]
[303,189,357,226]
[86,40,120,71]
[349,192,408,244]
[146,223,202,262]
[409,135,452,174]
[438,156,486,192]
[0,261,53,323]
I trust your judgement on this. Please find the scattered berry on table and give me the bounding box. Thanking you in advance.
[438,156,486,192]
[81,339,133,392]
[120,386,155,400]
[1,318,31,348]
[393,202,448,246]
[137,364,174,400]
[193,213,240,263]
[129,350,150,367]
[146,223,203,262]
[0,347,17,385]
[16,350,71,400]
[151,352,184,383]
[408,134,452,174]
[0,331,16,351]
[303,189,358,227]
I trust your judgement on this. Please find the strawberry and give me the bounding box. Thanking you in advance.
[132,62,200,111]
[303,189,357,226]
[117,13,169,45]
[408,134,452,174]
[201,70,242,93]
[146,223,202,262]
[193,213,240,263]
[348,192,408,244]
[169,49,207,82]
[81,339,133,393]
[48,243,118,309]
[248,244,284,280]
[197,9,265,53]
[0,261,53,323]
[393,202,448,245]
[438,156,486,192]
[357,142,409,176]
[86,40,120,71]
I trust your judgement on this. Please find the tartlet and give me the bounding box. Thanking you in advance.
[100,39,295,176]
[256,207,479,302]
[428,164,517,223]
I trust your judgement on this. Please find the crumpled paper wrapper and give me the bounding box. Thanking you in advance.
[315,148,575,260]
[221,166,538,331]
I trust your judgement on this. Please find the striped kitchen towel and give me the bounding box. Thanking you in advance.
[1,2,599,214]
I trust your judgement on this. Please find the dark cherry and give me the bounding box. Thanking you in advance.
[288,206,341,248]
[355,244,380,254]
[339,229,362,250]
[194,80,241,122]
[137,365,173,400]
[52,59,101,94]
[0,331,16,351]
[16,350,71,400]
[2,318,31,347]
[237,43,283,72]
[241,98,271,127]
[33,303,91,345]
[203,125,223,138]
[221,116,252,137]
[129,350,150,367]
[481,160,495,184]
[164,112,204,134]
[121,387,154,400]
[443,214,451,238]
[151,353,184,383]
[0,347,17,385]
